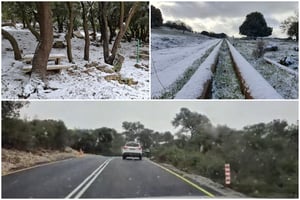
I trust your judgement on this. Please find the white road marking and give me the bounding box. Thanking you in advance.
[65,158,113,198]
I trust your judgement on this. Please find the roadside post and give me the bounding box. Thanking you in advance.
[225,163,231,186]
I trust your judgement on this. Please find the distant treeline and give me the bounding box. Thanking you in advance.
[2,101,298,197]
[201,31,227,38]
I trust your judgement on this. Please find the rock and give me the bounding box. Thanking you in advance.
[279,56,294,66]
[53,41,66,48]
[104,74,121,81]
[73,31,84,39]
[104,74,138,86]
[134,63,149,71]
[84,61,99,68]
[119,78,138,86]
[264,45,278,51]
[64,146,73,153]
[294,47,298,51]
[84,62,114,74]
[113,54,125,72]
[91,42,100,47]
[97,65,114,74]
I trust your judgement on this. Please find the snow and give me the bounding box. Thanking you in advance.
[226,40,283,99]
[151,27,220,98]
[174,41,222,99]
[2,25,149,99]
[232,38,298,99]
[212,41,244,99]
[263,56,298,77]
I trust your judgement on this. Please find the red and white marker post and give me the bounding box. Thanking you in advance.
[225,163,231,185]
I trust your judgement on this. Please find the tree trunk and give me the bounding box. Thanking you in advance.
[57,16,64,33]
[106,2,139,65]
[2,29,22,60]
[108,21,116,44]
[81,2,90,61]
[88,2,96,41]
[66,2,73,63]
[31,2,53,82]
[100,2,110,63]
[24,15,40,41]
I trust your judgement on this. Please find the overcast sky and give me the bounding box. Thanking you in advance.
[152,1,298,38]
[20,101,298,133]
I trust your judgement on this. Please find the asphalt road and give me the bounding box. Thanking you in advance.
[2,155,219,198]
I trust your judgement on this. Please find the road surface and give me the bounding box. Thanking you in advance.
[2,155,220,198]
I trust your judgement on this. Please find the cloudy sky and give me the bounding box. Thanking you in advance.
[152,1,298,38]
[20,101,298,133]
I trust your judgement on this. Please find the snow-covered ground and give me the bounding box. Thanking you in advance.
[175,41,222,99]
[227,40,283,99]
[151,27,219,98]
[2,26,149,99]
[233,38,298,99]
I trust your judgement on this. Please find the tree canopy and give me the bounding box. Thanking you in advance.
[239,12,272,38]
[281,12,298,40]
[151,5,163,27]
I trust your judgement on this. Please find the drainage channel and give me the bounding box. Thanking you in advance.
[210,40,245,99]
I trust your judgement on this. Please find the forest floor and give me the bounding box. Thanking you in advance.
[2,25,149,99]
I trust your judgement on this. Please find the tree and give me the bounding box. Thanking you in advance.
[1,29,22,60]
[66,2,74,63]
[93,127,115,154]
[239,12,272,38]
[52,2,67,33]
[2,101,29,119]
[81,2,90,61]
[172,108,212,138]
[87,2,97,41]
[122,121,144,141]
[127,2,149,42]
[138,128,153,149]
[31,2,53,83]
[281,12,298,40]
[99,2,110,63]
[151,5,163,27]
[105,2,139,65]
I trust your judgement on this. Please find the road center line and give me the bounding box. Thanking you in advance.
[65,158,113,198]
[148,160,215,197]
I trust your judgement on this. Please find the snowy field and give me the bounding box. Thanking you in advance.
[234,38,298,99]
[151,27,218,98]
[151,27,298,99]
[2,26,149,99]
